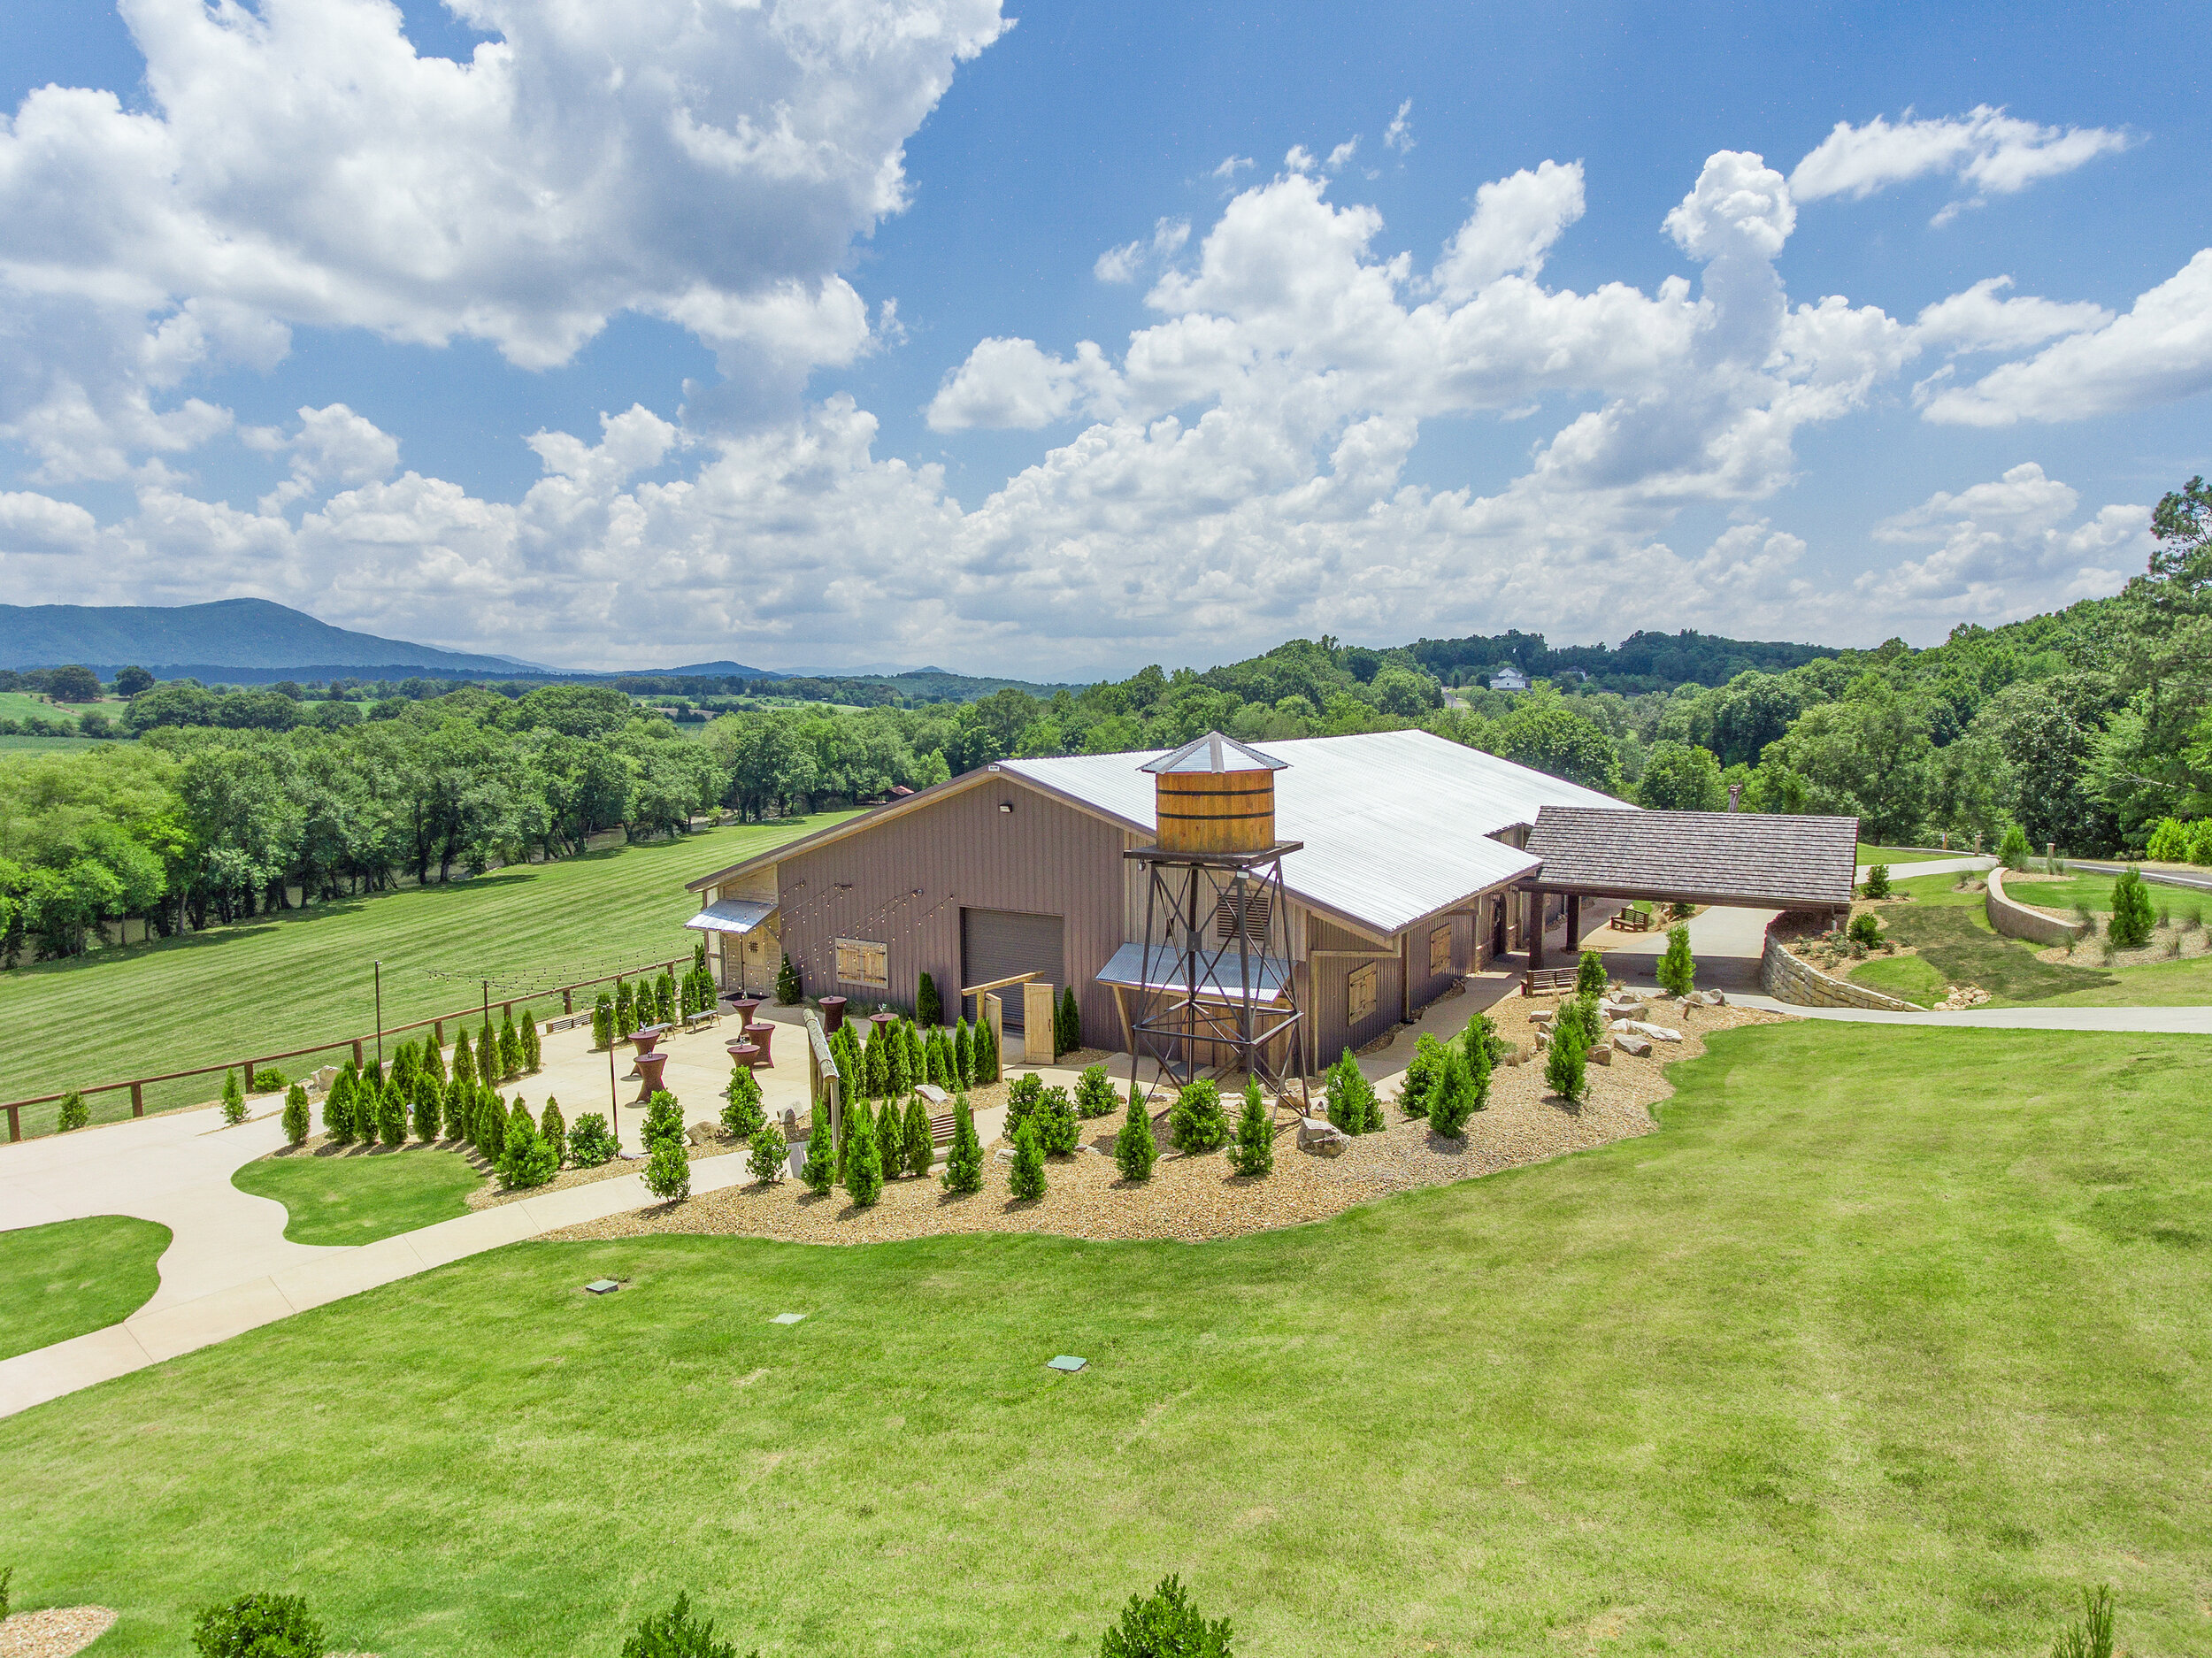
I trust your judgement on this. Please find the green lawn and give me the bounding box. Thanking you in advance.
[1855,842,1958,865]
[0,815,852,1138]
[0,1215,170,1361]
[0,733,104,752]
[232,1147,487,1245]
[4,1024,2208,1655]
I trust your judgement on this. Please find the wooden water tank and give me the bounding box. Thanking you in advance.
[1141,731,1286,856]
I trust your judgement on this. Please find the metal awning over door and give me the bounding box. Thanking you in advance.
[960,908,1064,1029]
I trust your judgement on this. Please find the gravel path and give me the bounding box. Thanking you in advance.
[544,1001,1787,1247]
[0,1608,118,1658]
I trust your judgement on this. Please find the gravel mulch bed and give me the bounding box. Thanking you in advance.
[0,1608,118,1658]
[465,1140,738,1210]
[542,999,1788,1247]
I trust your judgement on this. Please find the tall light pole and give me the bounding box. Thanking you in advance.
[373,960,384,1074]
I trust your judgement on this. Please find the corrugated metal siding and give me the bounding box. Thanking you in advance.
[776,782,1126,1040]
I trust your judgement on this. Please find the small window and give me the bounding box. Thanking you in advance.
[834,937,888,988]
[1347,962,1378,1023]
[1429,924,1451,977]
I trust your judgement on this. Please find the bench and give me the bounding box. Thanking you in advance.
[1608,909,1653,933]
[1521,966,1578,997]
[542,1013,588,1033]
[682,1009,720,1032]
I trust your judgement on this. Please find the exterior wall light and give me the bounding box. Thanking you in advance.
[999,802,1014,813]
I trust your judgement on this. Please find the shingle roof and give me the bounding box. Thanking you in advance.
[1526,806,1858,910]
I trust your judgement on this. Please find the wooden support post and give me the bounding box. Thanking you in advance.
[1565,896,1582,952]
[1527,890,1545,971]
[563,988,573,1015]
[502,1002,512,1021]
[131,1081,144,1117]
[434,1020,444,1046]
[6,1102,19,1142]
[352,1039,365,1068]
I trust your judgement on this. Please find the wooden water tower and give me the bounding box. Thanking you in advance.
[1125,732,1308,1100]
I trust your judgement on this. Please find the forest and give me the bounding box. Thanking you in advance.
[2,475,2205,965]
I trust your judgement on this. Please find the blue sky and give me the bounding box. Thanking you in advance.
[0,0,2205,675]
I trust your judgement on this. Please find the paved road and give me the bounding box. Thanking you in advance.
[1856,856,1995,882]
[2068,859,2212,896]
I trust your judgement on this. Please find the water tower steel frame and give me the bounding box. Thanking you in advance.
[1123,733,1310,1105]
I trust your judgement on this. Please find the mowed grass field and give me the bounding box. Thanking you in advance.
[0,1215,170,1361]
[1848,871,2212,1008]
[232,1146,487,1245]
[3,1023,2208,1655]
[0,815,854,1137]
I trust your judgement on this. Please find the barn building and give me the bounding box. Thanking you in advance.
[682,727,1635,1071]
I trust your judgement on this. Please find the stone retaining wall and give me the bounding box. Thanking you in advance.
[1759,930,1921,1012]
[1985,866,2090,948]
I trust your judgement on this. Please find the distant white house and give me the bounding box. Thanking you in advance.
[1488,666,1531,692]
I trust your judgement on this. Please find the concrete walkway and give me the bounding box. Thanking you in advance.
[1858,855,1995,882]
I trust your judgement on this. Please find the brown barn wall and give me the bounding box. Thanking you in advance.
[775,779,1127,1040]
[1307,915,1401,1063]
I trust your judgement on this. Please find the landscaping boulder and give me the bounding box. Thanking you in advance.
[1528,1007,1556,1025]
[1614,1033,1654,1057]
[1298,1116,1351,1156]
[1588,1042,1612,1066]
[686,1122,719,1147]
[1600,1000,1647,1021]
[1620,1021,1683,1042]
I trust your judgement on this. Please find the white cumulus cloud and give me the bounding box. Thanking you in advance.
[1791,105,2131,224]
[1863,462,2147,616]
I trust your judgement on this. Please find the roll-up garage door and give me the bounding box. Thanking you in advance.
[960,907,1064,1029]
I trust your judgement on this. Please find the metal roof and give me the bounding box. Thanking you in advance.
[1002,728,1632,938]
[1094,941,1294,1002]
[1525,806,1859,910]
[682,898,777,935]
[1139,730,1288,774]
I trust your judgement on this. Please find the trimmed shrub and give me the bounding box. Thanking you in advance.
[2109,867,2155,949]
[1656,923,1696,997]
[520,1014,541,1072]
[864,1025,888,1099]
[975,1017,1001,1084]
[642,1090,686,1153]
[569,1112,618,1168]
[220,1068,247,1125]
[1100,1574,1232,1658]
[902,1094,934,1178]
[775,951,801,1004]
[422,1032,446,1085]
[643,1137,692,1203]
[1229,1078,1273,1176]
[442,1078,469,1140]
[452,1027,477,1087]
[748,1118,787,1183]
[906,1022,926,1087]
[954,1018,973,1086]
[1004,1071,1045,1137]
[251,1068,288,1093]
[1462,1010,1508,1070]
[474,1085,504,1158]
[1036,1085,1079,1155]
[1075,1062,1118,1118]
[844,1110,883,1206]
[281,1084,311,1145]
[539,1097,566,1165]
[58,1089,90,1132]
[1428,1045,1478,1138]
[620,1591,739,1658]
[1862,864,1892,900]
[1997,822,2031,871]
[377,1080,407,1146]
[941,1096,984,1193]
[480,1017,498,1078]
[875,1098,902,1175]
[500,1129,557,1189]
[191,1592,326,1658]
[657,972,678,1026]
[1056,985,1080,1058]
[1847,912,1881,948]
[1575,947,1608,1000]
[926,1028,951,1088]
[799,1103,835,1193]
[721,1067,766,1139]
[411,1079,440,1142]
[2146,817,2192,862]
[591,996,614,1051]
[1397,1032,1444,1117]
[887,1023,912,1097]
[1008,1118,1047,1199]
[615,979,635,1037]
[1115,1084,1157,1181]
[1323,1049,1380,1135]
[918,970,942,1027]
[1545,1004,1588,1104]
[1169,1078,1228,1154]
[322,1070,356,1143]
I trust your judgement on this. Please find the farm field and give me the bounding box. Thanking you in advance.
[232,1146,487,1245]
[0,733,104,752]
[0,814,854,1138]
[2,1023,2206,1655]
[1,1216,169,1361]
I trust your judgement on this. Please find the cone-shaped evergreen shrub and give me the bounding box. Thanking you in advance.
[1004,1071,1043,1137]
[615,979,634,1035]
[498,1014,522,1079]
[1861,864,1892,900]
[1545,1006,1588,1104]
[520,1013,541,1072]
[1229,1078,1274,1176]
[58,1089,90,1131]
[1008,1118,1047,1199]
[392,1043,419,1099]
[954,1018,973,1086]
[887,1025,911,1097]
[539,1096,565,1165]
[423,1032,446,1085]
[905,1021,925,1083]
[2110,866,2156,949]
[1461,1010,1507,1069]
[220,1068,247,1125]
[799,1103,835,1193]
[443,1077,468,1140]
[411,1080,440,1142]
[642,1089,685,1153]
[1397,1032,1444,1117]
[902,1094,933,1178]
[657,972,677,1025]
[477,1085,507,1159]
[500,1128,557,1189]
[1169,1078,1228,1153]
[941,1095,983,1193]
[775,951,801,1003]
[568,1112,617,1168]
[643,1136,691,1202]
[452,1027,476,1087]
[504,1094,534,1150]
[1428,1046,1478,1137]
[925,1029,949,1088]
[378,1079,407,1145]
[918,970,942,1027]
[1056,985,1080,1057]
[1575,947,1608,1000]
[1115,1084,1157,1181]
[844,1110,884,1206]
[323,1070,356,1143]
[749,1118,788,1183]
[721,1066,765,1139]
[877,1098,902,1173]
[863,1026,887,1099]
[1323,1050,1379,1134]
[591,995,614,1050]
[281,1083,311,1146]
[1656,923,1696,996]
[1997,822,2031,870]
[1076,1062,1117,1118]
[1037,1085,1079,1155]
